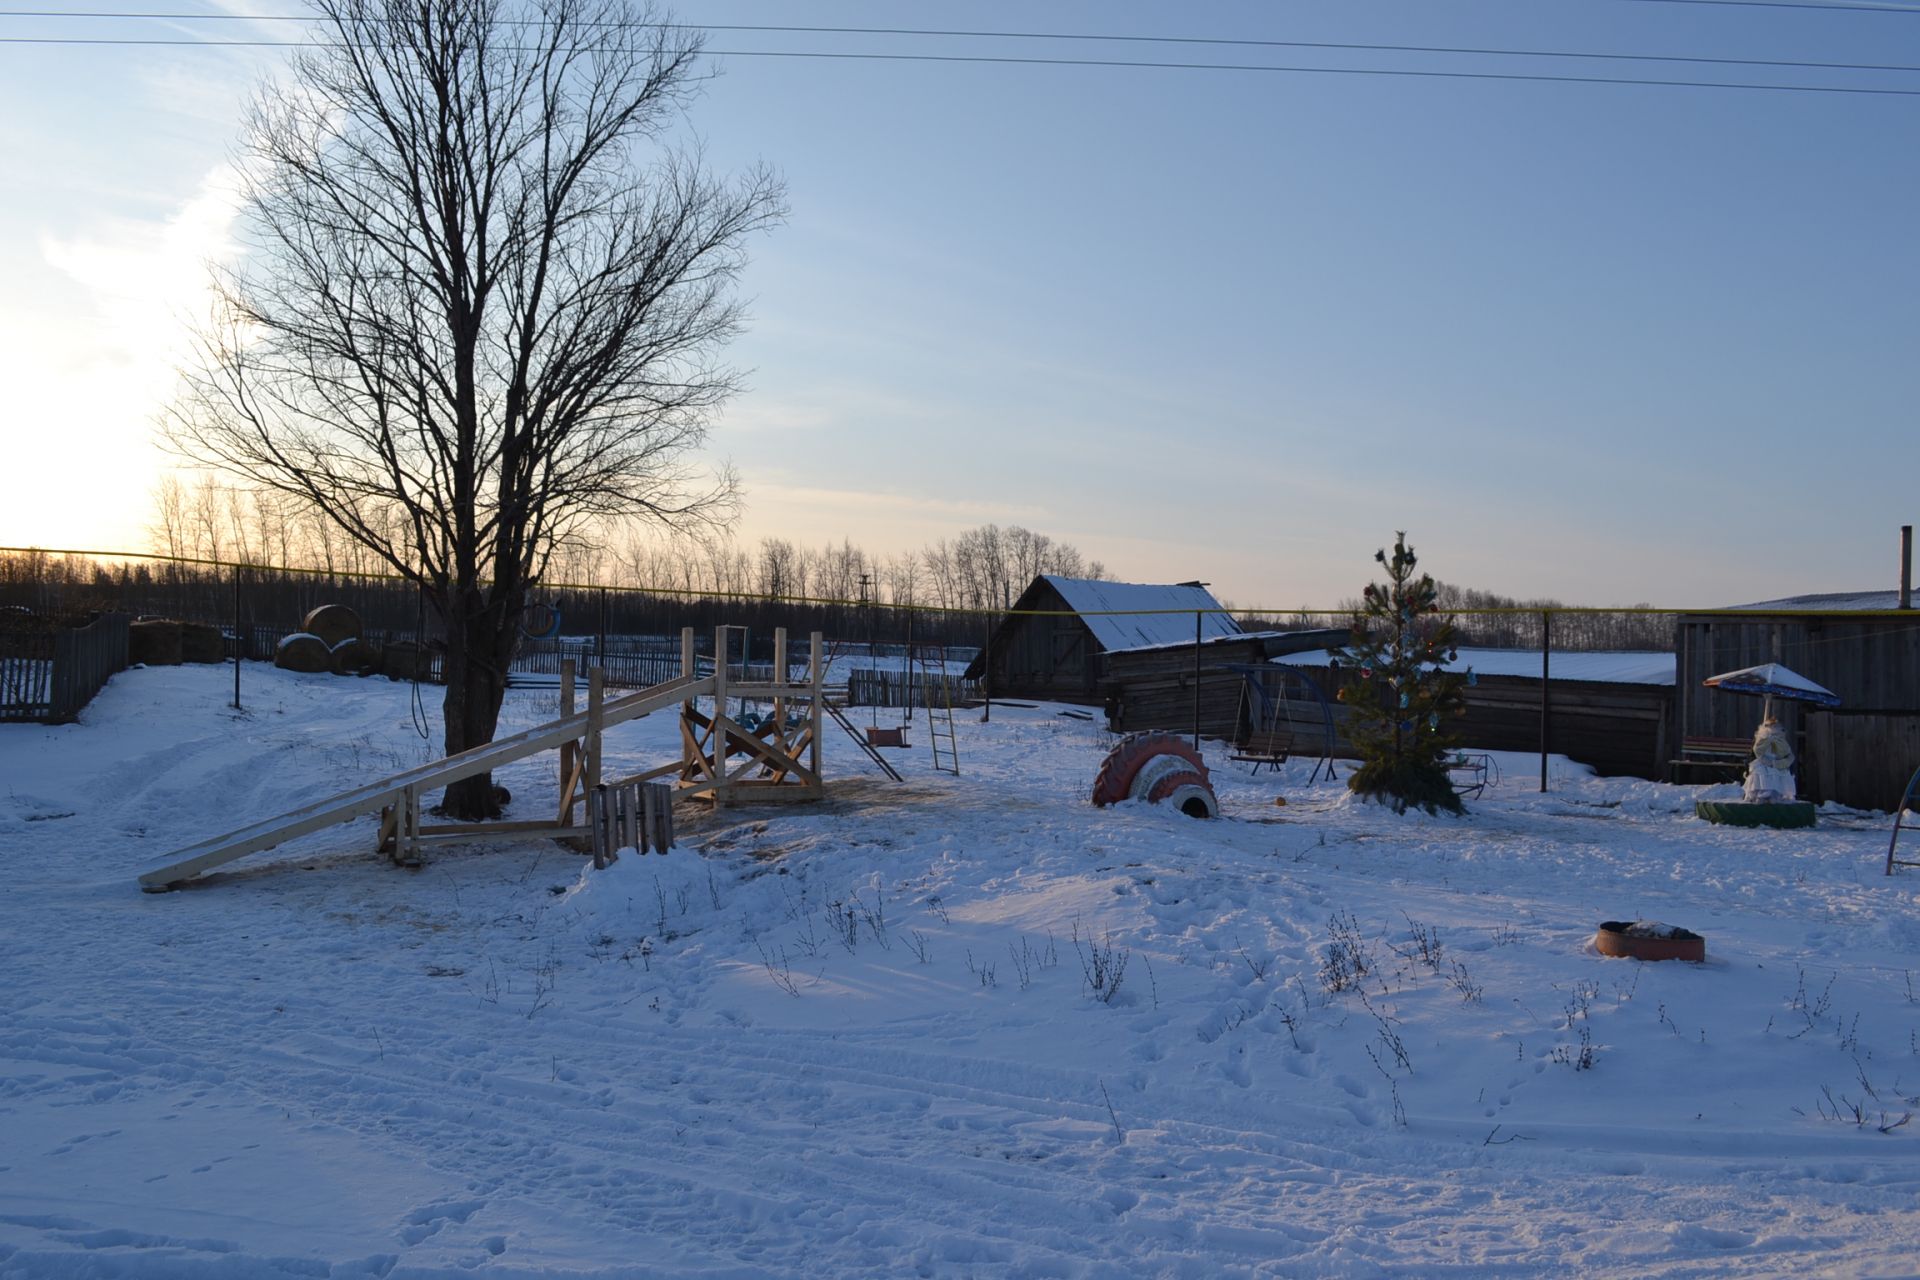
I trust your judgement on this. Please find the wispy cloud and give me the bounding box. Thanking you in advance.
[39,162,242,395]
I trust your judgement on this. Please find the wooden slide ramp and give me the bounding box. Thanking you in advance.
[137,673,712,892]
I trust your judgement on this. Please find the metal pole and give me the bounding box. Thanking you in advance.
[1901,525,1913,610]
[231,563,242,711]
[1539,610,1552,793]
[982,613,992,723]
[1192,609,1203,749]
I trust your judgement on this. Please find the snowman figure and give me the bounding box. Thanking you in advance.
[1744,717,1796,804]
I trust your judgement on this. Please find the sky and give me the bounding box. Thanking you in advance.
[1,0,1916,611]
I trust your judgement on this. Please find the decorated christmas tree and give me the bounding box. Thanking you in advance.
[1340,532,1468,814]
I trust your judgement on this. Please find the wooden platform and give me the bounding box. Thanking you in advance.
[138,627,831,892]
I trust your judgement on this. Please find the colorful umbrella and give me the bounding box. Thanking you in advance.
[1703,662,1840,719]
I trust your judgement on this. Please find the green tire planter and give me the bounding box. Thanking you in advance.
[1695,799,1816,829]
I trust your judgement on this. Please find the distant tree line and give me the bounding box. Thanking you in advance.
[1235,580,1676,653]
[6,479,1114,657]
[25,479,1677,656]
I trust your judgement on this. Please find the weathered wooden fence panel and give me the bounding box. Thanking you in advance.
[0,644,53,720]
[50,614,130,721]
[845,667,982,709]
[1805,711,1920,811]
[1,614,128,723]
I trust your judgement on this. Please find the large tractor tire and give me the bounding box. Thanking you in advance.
[1091,733,1219,819]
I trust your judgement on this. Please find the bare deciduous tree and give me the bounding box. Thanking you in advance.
[167,0,784,816]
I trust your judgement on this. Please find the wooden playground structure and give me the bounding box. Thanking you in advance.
[138,627,828,891]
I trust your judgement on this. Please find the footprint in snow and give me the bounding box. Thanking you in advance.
[398,1197,487,1245]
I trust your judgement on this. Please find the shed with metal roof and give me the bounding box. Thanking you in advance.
[961,575,1237,702]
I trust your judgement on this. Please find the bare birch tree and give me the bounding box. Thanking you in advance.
[167,0,784,816]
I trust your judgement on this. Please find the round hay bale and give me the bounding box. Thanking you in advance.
[129,619,185,666]
[301,604,363,648]
[274,631,332,674]
[179,622,225,664]
[329,637,381,676]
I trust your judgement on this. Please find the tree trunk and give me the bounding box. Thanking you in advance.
[439,587,518,819]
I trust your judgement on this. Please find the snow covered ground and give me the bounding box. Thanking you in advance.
[3,663,1920,1277]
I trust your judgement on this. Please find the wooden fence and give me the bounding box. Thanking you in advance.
[0,613,129,723]
[513,638,682,689]
[1804,712,1920,811]
[1104,659,1674,781]
[0,641,51,720]
[845,667,982,709]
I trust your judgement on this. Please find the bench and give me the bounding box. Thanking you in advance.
[1670,735,1752,782]
[1230,727,1293,774]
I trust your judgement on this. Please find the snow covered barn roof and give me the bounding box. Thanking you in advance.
[1725,591,1906,611]
[1041,576,1239,653]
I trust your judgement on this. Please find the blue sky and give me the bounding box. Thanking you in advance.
[1,0,1915,609]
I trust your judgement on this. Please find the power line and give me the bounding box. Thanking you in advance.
[1608,0,1920,13]
[4,13,1920,77]
[2,35,1918,97]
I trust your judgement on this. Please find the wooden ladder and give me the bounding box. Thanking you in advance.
[918,645,961,776]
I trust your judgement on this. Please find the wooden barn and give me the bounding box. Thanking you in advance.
[1100,629,1349,740]
[962,576,1239,703]
[1677,592,1920,810]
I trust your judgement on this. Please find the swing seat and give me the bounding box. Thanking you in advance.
[1230,728,1293,773]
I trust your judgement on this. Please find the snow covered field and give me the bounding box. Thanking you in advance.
[4,664,1920,1277]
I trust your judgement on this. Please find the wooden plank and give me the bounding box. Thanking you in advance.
[137,673,713,889]
[773,627,788,734]
[418,818,587,837]
[417,824,581,847]
[555,750,586,827]
[615,760,685,786]
[558,659,576,826]
[586,667,605,802]
[713,625,730,808]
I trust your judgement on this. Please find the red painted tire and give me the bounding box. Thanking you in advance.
[1093,733,1208,805]
[1146,770,1220,820]
[1092,733,1217,818]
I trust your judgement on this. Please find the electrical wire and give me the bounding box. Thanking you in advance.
[1607,0,1920,13]
[1,36,1915,95]
[1,12,1918,77]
